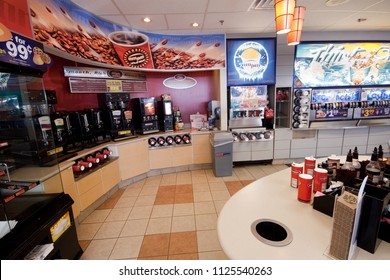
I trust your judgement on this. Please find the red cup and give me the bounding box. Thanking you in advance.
[298,174,313,202]
[304,156,316,176]
[291,163,304,188]
[108,31,154,69]
[313,168,328,193]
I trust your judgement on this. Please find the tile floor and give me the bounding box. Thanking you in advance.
[77,163,288,260]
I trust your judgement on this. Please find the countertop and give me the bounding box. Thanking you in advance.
[0,129,216,183]
[217,156,390,260]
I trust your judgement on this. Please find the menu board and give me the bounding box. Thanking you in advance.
[227,38,276,86]
[69,78,147,93]
[294,42,390,88]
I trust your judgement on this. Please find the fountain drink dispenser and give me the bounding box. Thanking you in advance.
[158,94,174,132]
[131,97,159,134]
[99,93,136,141]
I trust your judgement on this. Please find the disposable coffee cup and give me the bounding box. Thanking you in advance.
[108,31,154,69]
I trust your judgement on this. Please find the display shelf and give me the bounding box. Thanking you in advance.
[73,156,118,181]
[275,87,292,128]
[0,181,40,203]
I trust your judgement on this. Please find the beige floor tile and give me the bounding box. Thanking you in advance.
[122,185,143,197]
[194,201,216,214]
[198,250,229,260]
[214,200,228,216]
[191,170,206,176]
[176,171,192,184]
[134,195,156,206]
[94,221,126,239]
[77,223,102,240]
[161,173,177,185]
[139,186,159,196]
[114,196,137,209]
[173,203,194,216]
[151,204,174,218]
[195,213,218,230]
[80,238,116,260]
[192,176,208,184]
[193,191,213,202]
[209,182,228,191]
[144,176,162,187]
[128,205,153,219]
[146,217,172,234]
[193,183,210,192]
[105,208,132,222]
[120,219,149,237]
[81,209,111,224]
[211,190,231,201]
[109,236,144,260]
[171,215,196,232]
[197,229,222,252]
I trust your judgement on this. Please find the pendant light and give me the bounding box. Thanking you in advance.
[287,6,306,46]
[274,0,296,34]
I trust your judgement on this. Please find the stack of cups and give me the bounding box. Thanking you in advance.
[295,156,317,203]
[291,163,304,188]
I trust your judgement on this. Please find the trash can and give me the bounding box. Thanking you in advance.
[210,132,233,177]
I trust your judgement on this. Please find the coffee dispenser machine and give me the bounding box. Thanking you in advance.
[100,93,136,141]
[158,94,174,132]
[85,108,110,143]
[131,97,159,134]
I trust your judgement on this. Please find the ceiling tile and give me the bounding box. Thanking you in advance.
[125,15,168,31]
[113,0,209,14]
[100,15,130,27]
[298,0,384,11]
[166,14,205,30]
[207,0,257,13]
[72,0,121,15]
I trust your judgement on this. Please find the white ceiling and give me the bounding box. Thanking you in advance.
[70,0,390,36]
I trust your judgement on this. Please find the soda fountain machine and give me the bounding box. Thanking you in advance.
[131,97,159,134]
[99,92,136,141]
[158,94,174,132]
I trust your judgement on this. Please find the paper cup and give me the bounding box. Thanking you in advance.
[108,31,154,68]
[304,156,316,176]
[313,168,328,193]
[291,163,304,188]
[298,174,313,203]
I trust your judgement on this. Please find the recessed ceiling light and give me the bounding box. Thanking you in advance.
[325,0,351,7]
[192,22,199,28]
[143,17,151,23]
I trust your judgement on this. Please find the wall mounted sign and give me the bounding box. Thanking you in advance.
[29,0,225,71]
[0,21,51,72]
[294,41,390,88]
[227,38,276,86]
[63,66,146,80]
[163,74,197,89]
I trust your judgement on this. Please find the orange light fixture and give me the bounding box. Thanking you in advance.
[287,6,306,46]
[274,0,296,34]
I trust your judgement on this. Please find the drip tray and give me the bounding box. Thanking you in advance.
[251,219,293,247]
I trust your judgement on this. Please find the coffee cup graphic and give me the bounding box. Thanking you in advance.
[108,31,154,68]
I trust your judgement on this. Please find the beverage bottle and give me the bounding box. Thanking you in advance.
[352,147,361,178]
[341,149,355,171]
[365,147,381,184]
[76,158,92,169]
[86,154,100,164]
[378,145,386,182]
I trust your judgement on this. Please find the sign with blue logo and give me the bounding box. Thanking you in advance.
[227,38,276,86]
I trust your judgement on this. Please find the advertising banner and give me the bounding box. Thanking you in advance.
[0,22,50,72]
[29,0,226,71]
[226,38,276,86]
[294,42,390,88]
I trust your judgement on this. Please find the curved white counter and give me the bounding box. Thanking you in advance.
[217,157,390,260]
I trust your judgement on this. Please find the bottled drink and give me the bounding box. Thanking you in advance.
[86,154,100,164]
[341,149,354,171]
[378,145,386,182]
[352,147,361,178]
[366,147,381,184]
[76,159,92,169]
[72,164,85,172]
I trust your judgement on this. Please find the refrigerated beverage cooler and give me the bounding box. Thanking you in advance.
[228,85,274,163]
[292,87,390,128]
